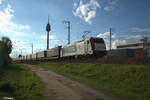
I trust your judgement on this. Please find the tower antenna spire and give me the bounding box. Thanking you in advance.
[48,15,49,23]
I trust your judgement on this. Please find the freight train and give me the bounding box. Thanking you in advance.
[16,37,107,61]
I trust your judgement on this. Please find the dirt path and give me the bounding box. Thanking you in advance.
[30,65,116,100]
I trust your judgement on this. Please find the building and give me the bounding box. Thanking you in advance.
[117,37,150,50]
[117,42,150,50]
[117,37,150,58]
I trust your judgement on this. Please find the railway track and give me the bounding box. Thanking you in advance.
[17,56,150,65]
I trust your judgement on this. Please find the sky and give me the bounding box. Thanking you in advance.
[0,0,150,58]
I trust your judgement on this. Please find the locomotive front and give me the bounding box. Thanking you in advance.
[89,37,107,57]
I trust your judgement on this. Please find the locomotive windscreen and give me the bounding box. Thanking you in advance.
[93,38,104,43]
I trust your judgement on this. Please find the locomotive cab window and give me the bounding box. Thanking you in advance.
[93,38,104,43]
[87,41,89,44]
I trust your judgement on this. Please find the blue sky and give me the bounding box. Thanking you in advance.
[0,0,150,57]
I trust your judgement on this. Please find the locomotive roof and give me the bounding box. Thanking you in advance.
[74,37,103,43]
[62,37,103,46]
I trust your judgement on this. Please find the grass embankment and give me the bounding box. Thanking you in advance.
[36,62,150,100]
[0,64,46,100]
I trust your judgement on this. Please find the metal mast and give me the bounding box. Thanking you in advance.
[64,21,70,44]
[31,43,33,54]
[46,16,51,50]
[110,28,112,51]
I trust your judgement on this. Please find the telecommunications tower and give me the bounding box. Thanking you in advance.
[46,16,51,50]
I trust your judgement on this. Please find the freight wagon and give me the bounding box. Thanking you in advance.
[36,51,47,60]
[31,54,36,60]
[47,46,61,59]
[26,54,32,60]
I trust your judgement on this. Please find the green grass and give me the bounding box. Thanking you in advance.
[0,63,47,100]
[35,62,150,100]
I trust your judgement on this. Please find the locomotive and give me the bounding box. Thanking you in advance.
[17,37,107,61]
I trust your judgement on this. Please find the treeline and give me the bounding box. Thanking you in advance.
[0,37,12,67]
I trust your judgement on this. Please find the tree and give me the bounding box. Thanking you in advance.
[0,37,12,54]
[0,37,12,67]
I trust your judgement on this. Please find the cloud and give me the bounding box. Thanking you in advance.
[97,32,143,50]
[104,0,119,11]
[40,35,47,39]
[12,39,27,52]
[0,2,35,58]
[0,4,30,36]
[11,48,32,58]
[0,0,4,5]
[11,38,47,58]
[19,25,30,30]
[11,39,46,58]
[40,35,55,39]
[32,32,36,35]
[0,4,14,26]
[34,46,46,52]
[12,39,26,45]
[11,39,28,58]
[15,32,25,36]
[73,0,101,24]
[132,27,150,32]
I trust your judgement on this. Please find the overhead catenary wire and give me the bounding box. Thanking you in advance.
[82,31,91,40]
